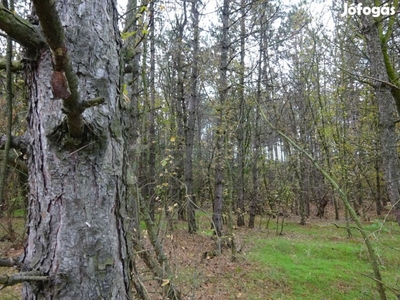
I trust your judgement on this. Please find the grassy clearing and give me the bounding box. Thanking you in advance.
[244,220,400,300]
[170,211,400,299]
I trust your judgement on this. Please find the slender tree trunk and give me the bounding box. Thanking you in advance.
[236,0,246,227]
[0,0,13,216]
[213,112,224,235]
[248,39,263,229]
[375,156,383,216]
[248,123,259,229]
[213,0,230,236]
[174,7,187,221]
[122,1,149,295]
[123,0,142,237]
[148,0,156,221]
[299,157,308,225]
[186,0,199,233]
[139,23,150,220]
[22,1,133,298]
[315,98,339,220]
[248,73,261,228]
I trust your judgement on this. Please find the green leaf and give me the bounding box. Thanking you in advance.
[121,31,137,40]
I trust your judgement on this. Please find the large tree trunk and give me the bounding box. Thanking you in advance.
[22,1,133,298]
[361,5,400,226]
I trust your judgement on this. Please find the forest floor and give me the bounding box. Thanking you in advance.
[136,207,400,300]
[0,208,399,299]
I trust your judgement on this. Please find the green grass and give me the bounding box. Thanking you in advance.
[10,208,26,218]
[245,220,400,300]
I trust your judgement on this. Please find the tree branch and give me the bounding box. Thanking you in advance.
[81,97,105,110]
[0,149,28,176]
[0,271,48,288]
[32,0,83,138]
[0,5,45,49]
[0,256,22,268]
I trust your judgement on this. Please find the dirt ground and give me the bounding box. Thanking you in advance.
[0,220,24,300]
[0,216,260,300]
[136,225,258,300]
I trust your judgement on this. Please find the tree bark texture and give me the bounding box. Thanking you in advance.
[22,1,133,298]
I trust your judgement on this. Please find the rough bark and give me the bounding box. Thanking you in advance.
[33,0,89,138]
[20,1,134,299]
[360,4,400,226]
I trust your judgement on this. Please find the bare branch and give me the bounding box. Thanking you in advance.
[0,256,21,268]
[0,149,28,176]
[0,271,48,288]
[0,5,44,49]
[339,65,400,91]
[32,0,83,138]
[0,134,28,177]
[81,97,105,110]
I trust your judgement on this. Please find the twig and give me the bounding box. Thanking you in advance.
[0,271,48,289]
[361,272,400,297]
[0,256,21,268]
[67,141,96,157]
